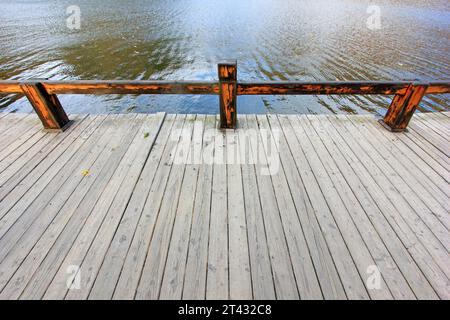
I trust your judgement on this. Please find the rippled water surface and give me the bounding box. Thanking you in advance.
[1,0,449,114]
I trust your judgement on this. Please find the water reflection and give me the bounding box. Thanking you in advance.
[0,0,449,114]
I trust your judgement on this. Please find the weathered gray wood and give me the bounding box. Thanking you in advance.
[299,115,413,299]
[409,121,450,157]
[45,114,165,300]
[0,114,116,294]
[89,114,176,299]
[238,115,276,300]
[182,115,216,299]
[0,112,448,300]
[308,116,436,298]
[112,115,186,299]
[256,115,324,299]
[159,115,206,299]
[0,125,47,171]
[0,116,85,190]
[314,115,439,299]
[0,118,41,154]
[0,113,31,135]
[243,115,299,299]
[226,126,253,299]
[287,114,390,299]
[23,115,143,300]
[0,115,102,203]
[0,115,115,244]
[206,116,229,299]
[388,127,450,183]
[0,115,140,299]
[363,117,449,210]
[281,115,369,299]
[328,116,449,298]
[266,114,346,300]
[341,115,450,253]
[135,114,196,300]
[434,111,450,119]
[415,113,450,141]
[401,123,450,167]
[0,115,110,254]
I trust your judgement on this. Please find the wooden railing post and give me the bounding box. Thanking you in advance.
[218,61,237,129]
[380,82,429,131]
[19,81,70,131]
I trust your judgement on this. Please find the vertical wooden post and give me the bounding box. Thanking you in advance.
[20,81,70,131]
[380,82,428,131]
[218,61,237,129]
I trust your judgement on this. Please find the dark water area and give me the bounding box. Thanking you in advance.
[0,0,449,115]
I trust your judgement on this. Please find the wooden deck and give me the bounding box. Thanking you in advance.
[0,111,448,300]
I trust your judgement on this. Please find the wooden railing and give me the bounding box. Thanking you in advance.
[0,61,449,131]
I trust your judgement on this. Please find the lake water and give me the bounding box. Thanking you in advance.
[0,0,449,115]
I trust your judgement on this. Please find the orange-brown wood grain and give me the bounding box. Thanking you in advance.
[19,82,70,131]
[0,82,23,94]
[218,61,237,129]
[383,83,429,131]
[42,81,219,95]
[0,73,449,131]
[237,82,412,95]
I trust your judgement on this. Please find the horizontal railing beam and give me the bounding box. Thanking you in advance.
[1,80,449,96]
[237,81,414,95]
[0,77,449,132]
[0,81,23,93]
[426,81,450,94]
[41,81,219,95]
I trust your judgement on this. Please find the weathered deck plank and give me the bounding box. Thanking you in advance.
[206,116,229,299]
[269,114,345,300]
[243,115,300,299]
[337,116,450,272]
[135,114,196,300]
[226,126,253,300]
[1,114,140,299]
[89,114,175,299]
[309,115,434,299]
[239,115,277,300]
[0,111,448,300]
[49,114,165,300]
[327,115,448,298]
[256,115,323,299]
[159,115,206,299]
[182,115,216,299]
[112,114,186,299]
